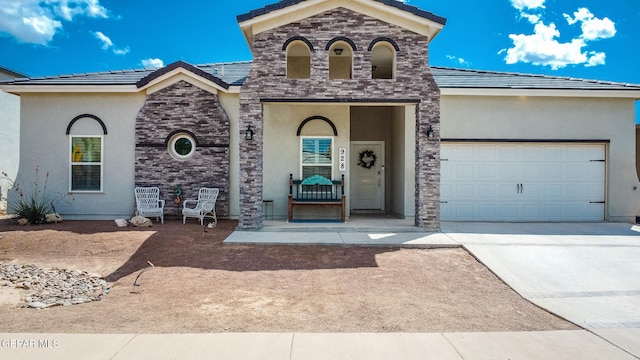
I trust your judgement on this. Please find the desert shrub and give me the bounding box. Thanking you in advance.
[2,166,71,225]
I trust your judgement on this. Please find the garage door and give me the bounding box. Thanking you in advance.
[440,143,605,221]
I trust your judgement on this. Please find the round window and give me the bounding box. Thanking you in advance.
[168,133,196,160]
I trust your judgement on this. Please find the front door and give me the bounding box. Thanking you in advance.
[350,142,384,211]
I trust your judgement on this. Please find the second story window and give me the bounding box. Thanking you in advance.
[371,42,395,79]
[329,41,353,80]
[286,41,311,79]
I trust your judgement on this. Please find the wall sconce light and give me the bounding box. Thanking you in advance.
[427,125,435,141]
[245,125,254,140]
[334,48,343,56]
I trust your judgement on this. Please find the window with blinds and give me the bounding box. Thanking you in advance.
[70,136,103,192]
[301,137,333,180]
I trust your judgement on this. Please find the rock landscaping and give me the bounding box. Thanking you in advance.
[0,263,110,309]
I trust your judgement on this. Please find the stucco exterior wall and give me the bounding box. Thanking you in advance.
[390,105,416,218]
[0,90,19,213]
[240,7,441,230]
[12,92,146,219]
[636,124,640,183]
[441,95,640,222]
[263,103,350,219]
[219,92,241,219]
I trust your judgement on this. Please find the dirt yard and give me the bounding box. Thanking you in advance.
[0,217,577,333]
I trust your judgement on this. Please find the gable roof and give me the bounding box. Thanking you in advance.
[237,0,447,25]
[136,61,245,90]
[1,61,639,98]
[237,0,447,49]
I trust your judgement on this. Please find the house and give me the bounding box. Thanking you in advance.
[0,66,27,213]
[2,0,640,229]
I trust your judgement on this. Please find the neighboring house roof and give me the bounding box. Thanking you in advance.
[0,65,28,81]
[237,0,447,25]
[2,61,640,97]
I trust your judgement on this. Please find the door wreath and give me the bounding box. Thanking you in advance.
[357,150,377,169]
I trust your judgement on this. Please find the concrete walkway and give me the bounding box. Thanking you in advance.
[0,330,635,359]
[441,222,640,359]
[3,222,640,359]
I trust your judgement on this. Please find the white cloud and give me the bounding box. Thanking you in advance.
[93,31,112,49]
[520,12,541,24]
[142,58,164,69]
[564,8,616,41]
[93,30,129,55]
[446,55,471,67]
[585,52,606,67]
[0,0,109,45]
[503,4,616,69]
[53,0,108,21]
[505,25,588,70]
[510,0,545,11]
[113,47,130,55]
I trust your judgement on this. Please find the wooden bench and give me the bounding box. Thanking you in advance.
[288,173,346,222]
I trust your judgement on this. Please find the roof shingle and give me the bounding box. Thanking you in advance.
[2,61,639,93]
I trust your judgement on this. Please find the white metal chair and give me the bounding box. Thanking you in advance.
[182,187,219,225]
[134,187,165,224]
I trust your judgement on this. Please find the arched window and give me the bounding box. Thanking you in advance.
[67,114,107,192]
[286,41,311,79]
[328,41,353,80]
[371,42,396,79]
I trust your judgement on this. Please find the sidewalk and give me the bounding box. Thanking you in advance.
[1,331,636,360]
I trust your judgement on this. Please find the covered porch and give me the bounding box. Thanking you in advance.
[261,102,419,223]
[261,214,422,233]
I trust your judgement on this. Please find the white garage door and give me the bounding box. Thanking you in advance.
[440,143,606,221]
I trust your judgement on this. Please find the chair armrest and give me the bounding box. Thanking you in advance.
[158,199,165,208]
[183,199,197,208]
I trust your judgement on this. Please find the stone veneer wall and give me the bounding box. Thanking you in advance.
[135,81,230,217]
[239,8,441,230]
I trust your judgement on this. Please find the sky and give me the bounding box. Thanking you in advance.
[0,0,638,118]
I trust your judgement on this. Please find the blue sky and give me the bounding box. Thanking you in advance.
[0,0,638,118]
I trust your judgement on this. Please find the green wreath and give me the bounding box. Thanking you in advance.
[358,150,377,169]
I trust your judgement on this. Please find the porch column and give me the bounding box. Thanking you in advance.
[415,94,441,231]
[238,95,264,230]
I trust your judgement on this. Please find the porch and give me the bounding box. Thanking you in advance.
[263,214,420,232]
[226,214,456,247]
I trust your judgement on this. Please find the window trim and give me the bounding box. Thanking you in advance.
[168,132,196,160]
[69,135,104,193]
[300,136,334,180]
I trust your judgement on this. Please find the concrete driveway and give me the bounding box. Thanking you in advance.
[442,222,640,358]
